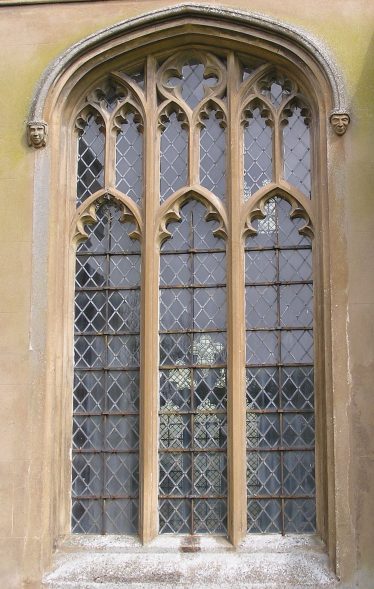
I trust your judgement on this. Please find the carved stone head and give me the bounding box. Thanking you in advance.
[330,113,350,136]
[27,121,48,148]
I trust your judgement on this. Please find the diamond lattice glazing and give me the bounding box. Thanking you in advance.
[283,108,311,197]
[245,195,315,533]
[243,108,272,199]
[160,112,188,201]
[77,115,105,206]
[200,111,226,200]
[159,199,227,534]
[116,113,143,203]
[73,203,140,534]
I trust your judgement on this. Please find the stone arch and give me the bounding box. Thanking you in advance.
[27,4,350,575]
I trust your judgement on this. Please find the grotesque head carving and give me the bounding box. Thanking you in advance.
[27,121,48,148]
[330,113,350,136]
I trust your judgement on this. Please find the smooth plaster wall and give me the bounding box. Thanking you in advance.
[0,1,373,587]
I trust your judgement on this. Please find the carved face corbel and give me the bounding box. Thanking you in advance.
[27,121,48,148]
[330,112,350,136]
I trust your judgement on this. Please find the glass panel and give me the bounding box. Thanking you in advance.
[283,414,315,447]
[105,454,139,495]
[283,107,311,197]
[107,335,140,368]
[75,256,106,288]
[280,284,313,327]
[72,454,103,497]
[194,368,227,410]
[194,453,227,495]
[116,112,143,203]
[159,200,227,534]
[160,333,192,365]
[166,62,218,110]
[247,452,281,496]
[160,112,188,201]
[279,248,312,281]
[73,371,105,413]
[246,367,278,410]
[72,203,140,534]
[281,367,314,410]
[159,453,192,496]
[109,254,140,287]
[107,371,139,411]
[200,109,226,200]
[281,330,313,363]
[72,499,102,534]
[283,451,315,496]
[160,254,191,286]
[108,291,141,332]
[245,196,315,533]
[243,108,272,199]
[247,499,281,533]
[246,331,277,365]
[246,413,280,448]
[284,498,316,533]
[159,499,190,534]
[106,415,139,450]
[245,286,277,328]
[77,114,104,206]
[194,288,226,330]
[75,291,106,333]
[194,499,227,533]
[73,416,102,450]
[245,250,277,283]
[104,500,138,534]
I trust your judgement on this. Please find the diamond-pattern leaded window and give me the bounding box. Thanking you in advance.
[159,201,227,534]
[72,50,315,539]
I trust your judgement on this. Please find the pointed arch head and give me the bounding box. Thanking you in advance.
[158,187,228,246]
[29,3,349,131]
[243,186,314,241]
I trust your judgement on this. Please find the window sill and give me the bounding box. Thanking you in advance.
[43,534,338,588]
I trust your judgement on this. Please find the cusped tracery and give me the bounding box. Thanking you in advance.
[72,48,317,538]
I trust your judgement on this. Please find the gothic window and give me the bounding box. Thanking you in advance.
[71,50,315,538]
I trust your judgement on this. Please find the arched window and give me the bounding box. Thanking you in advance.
[70,48,316,539]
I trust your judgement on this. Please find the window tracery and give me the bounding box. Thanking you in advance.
[71,48,316,539]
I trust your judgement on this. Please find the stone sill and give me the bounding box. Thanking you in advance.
[43,534,339,588]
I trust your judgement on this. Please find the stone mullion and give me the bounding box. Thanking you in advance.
[139,55,159,543]
[104,115,116,188]
[273,110,282,184]
[226,52,247,546]
[190,110,200,186]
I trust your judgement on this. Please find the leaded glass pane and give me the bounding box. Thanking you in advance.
[200,110,226,200]
[247,499,282,533]
[159,200,227,534]
[160,112,188,201]
[72,203,140,534]
[104,499,138,534]
[245,196,315,533]
[77,114,104,206]
[243,108,272,199]
[116,112,143,203]
[283,107,311,197]
[284,499,316,533]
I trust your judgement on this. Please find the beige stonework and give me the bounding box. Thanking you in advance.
[0,1,373,588]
